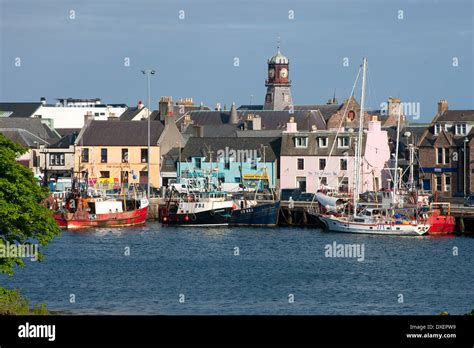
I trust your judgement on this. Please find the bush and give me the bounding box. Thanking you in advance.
[0,287,49,315]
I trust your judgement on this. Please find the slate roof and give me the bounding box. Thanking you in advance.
[237,105,264,111]
[284,104,342,121]
[55,128,82,137]
[435,110,474,122]
[235,130,283,137]
[77,120,165,146]
[280,131,363,157]
[0,129,49,147]
[50,132,78,148]
[0,102,42,118]
[0,117,60,143]
[181,110,326,131]
[119,107,145,121]
[181,137,281,162]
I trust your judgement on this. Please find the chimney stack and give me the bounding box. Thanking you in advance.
[285,116,298,132]
[388,97,401,117]
[40,97,46,106]
[137,100,144,110]
[159,96,173,121]
[230,102,238,124]
[438,99,448,114]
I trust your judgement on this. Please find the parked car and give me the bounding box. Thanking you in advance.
[464,195,474,207]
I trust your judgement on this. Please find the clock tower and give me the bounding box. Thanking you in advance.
[264,43,293,110]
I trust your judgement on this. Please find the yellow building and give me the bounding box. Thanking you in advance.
[74,120,178,189]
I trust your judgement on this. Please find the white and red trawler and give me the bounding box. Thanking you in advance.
[48,190,149,230]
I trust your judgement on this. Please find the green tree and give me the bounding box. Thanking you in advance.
[0,133,60,275]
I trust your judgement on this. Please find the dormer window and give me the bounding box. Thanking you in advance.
[434,124,442,135]
[318,137,328,148]
[337,137,350,148]
[455,123,467,136]
[295,136,308,148]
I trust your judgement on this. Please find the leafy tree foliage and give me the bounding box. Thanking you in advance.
[0,134,60,275]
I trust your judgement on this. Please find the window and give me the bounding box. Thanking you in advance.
[100,171,110,178]
[141,149,148,163]
[81,148,89,162]
[101,148,107,163]
[320,177,327,186]
[121,171,129,184]
[194,157,202,169]
[297,158,304,170]
[340,159,348,170]
[436,148,443,165]
[319,158,326,170]
[455,123,467,135]
[347,110,356,122]
[50,153,65,166]
[122,148,129,163]
[296,177,306,191]
[251,158,258,170]
[265,93,272,103]
[295,137,308,148]
[139,171,148,184]
[444,148,450,164]
[224,160,230,170]
[318,137,328,148]
[338,137,349,148]
[434,124,442,135]
[100,112,105,116]
[444,175,451,192]
[338,177,349,192]
[435,175,442,191]
[94,112,99,116]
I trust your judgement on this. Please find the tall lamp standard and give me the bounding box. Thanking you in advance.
[142,69,156,199]
[464,137,469,196]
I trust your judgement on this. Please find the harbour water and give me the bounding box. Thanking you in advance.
[2,224,473,315]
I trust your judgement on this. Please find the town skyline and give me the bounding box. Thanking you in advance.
[1,0,473,122]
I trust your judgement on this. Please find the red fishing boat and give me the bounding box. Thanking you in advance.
[422,203,455,235]
[53,195,149,230]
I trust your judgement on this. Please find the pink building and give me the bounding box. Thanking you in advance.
[279,117,390,193]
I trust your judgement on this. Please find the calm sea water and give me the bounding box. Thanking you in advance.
[2,224,473,315]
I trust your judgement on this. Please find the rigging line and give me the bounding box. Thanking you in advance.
[328,66,362,159]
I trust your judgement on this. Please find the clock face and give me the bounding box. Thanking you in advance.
[268,68,275,78]
[280,68,288,78]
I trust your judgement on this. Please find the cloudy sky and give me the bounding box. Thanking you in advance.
[1,0,472,122]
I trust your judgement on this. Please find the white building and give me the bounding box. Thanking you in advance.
[31,98,128,129]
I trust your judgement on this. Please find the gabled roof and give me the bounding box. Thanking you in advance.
[181,137,281,162]
[0,102,42,118]
[77,120,165,146]
[0,117,60,143]
[50,133,78,148]
[0,129,50,147]
[119,107,145,121]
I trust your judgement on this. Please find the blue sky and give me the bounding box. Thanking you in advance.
[1,0,472,122]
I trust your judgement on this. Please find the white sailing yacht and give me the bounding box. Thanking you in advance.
[318,58,430,236]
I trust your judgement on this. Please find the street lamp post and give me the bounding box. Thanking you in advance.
[464,137,469,196]
[142,69,156,199]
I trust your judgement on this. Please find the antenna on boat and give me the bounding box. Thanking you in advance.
[393,98,402,206]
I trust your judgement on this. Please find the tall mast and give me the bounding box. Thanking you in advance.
[393,102,402,205]
[353,57,367,218]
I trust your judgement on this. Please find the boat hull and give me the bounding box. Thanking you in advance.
[426,215,455,234]
[319,215,430,236]
[230,202,280,227]
[54,206,148,230]
[162,207,233,227]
